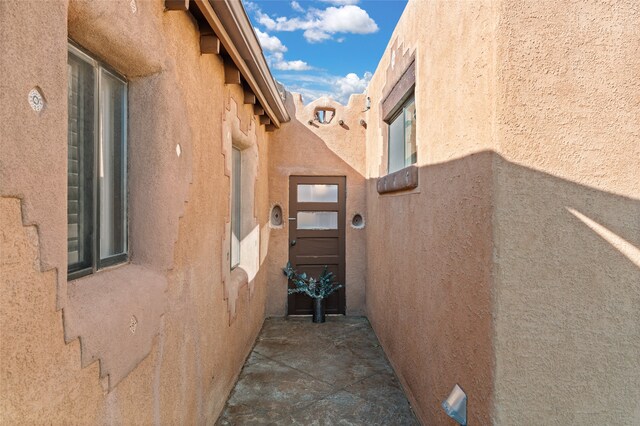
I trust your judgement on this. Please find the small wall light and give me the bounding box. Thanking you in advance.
[359,119,367,128]
[338,119,344,126]
[442,384,467,425]
[363,96,371,112]
[308,120,314,125]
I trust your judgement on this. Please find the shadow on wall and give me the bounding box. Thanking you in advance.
[365,150,495,425]
[491,155,639,425]
[365,151,639,425]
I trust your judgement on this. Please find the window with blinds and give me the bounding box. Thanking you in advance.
[67,43,128,279]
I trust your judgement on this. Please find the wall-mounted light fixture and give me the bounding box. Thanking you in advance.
[338,119,344,126]
[359,119,367,128]
[308,120,314,125]
[442,384,467,425]
[362,96,371,112]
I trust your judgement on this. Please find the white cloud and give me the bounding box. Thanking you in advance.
[257,41,311,72]
[319,0,360,4]
[278,71,372,104]
[256,12,276,29]
[303,28,332,43]
[290,1,304,12]
[244,1,258,12]
[333,72,372,103]
[274,60,312,71]
[315,5,378,34]
[254,28,287,53]
[255,5,378,43]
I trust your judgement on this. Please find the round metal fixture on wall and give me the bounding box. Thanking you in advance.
[28,87,45,113]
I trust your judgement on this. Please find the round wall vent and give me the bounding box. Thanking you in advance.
[270,204,283,227]
[351,213,365,229]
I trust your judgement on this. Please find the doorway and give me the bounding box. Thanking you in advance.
[288,176,346,315]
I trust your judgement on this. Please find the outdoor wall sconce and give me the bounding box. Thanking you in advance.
[362,96,371,112]
[308,120,314,125]
[338,119,344,126]
[442,384,467,425]
[359,119,367,128]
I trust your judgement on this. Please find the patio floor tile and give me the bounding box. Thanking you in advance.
[216,317,419,425]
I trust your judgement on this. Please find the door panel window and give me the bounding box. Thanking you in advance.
[297,184,338,203]
[297,211,338,230]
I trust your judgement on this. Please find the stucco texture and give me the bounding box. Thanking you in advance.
[364,0,639,424]
[493,1,640,424]
[1,0,272,423]
[363,1,497,424]
[266,94,368,317]
[2,0,639,424]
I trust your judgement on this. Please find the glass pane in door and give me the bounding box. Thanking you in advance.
[297,184,338,203]
[297,211,338,230]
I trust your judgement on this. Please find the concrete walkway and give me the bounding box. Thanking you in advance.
[216,317,419,425]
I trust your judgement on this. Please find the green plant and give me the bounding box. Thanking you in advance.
[283,262,343,299]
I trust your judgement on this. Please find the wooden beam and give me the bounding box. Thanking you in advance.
[165,0,188,11]
[265,124,276,132]
[193,0,282,127]
[244,91,256,105]
[253,104,264,116]
[260,116,271,125]
[224,60,241,85]
[200,34,220,55]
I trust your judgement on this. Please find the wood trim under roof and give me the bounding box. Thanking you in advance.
[193,0,290,127]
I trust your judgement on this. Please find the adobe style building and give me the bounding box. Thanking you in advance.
[1,0,638,424]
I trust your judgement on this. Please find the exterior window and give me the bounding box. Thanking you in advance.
[387,96,416,174]
[67,43,127,279]
[230,147,242,269]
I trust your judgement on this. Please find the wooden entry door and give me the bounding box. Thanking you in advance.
[288,176,346,315]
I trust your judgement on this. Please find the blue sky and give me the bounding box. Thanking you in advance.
[243,0,408,104]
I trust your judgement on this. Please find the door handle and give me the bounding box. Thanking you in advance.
[290,240,296,246]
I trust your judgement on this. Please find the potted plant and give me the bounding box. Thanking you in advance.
[283,262,343,323]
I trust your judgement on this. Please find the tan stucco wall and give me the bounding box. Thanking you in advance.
[266,94,368,317]
[3,0,638,424]
[493,1,640,423]
[364,1,498,424]
[365,0,639,424]
[1,0,272,423]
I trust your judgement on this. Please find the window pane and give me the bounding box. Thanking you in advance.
[231,148,241,268]
[67,51,95,271]
[404,99,416,167]
[297,184,338,203]
[297,211,338,230]
[388,113,405,173]
[99,70,127,260]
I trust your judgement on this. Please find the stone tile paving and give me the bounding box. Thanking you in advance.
[216,317,419,425]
